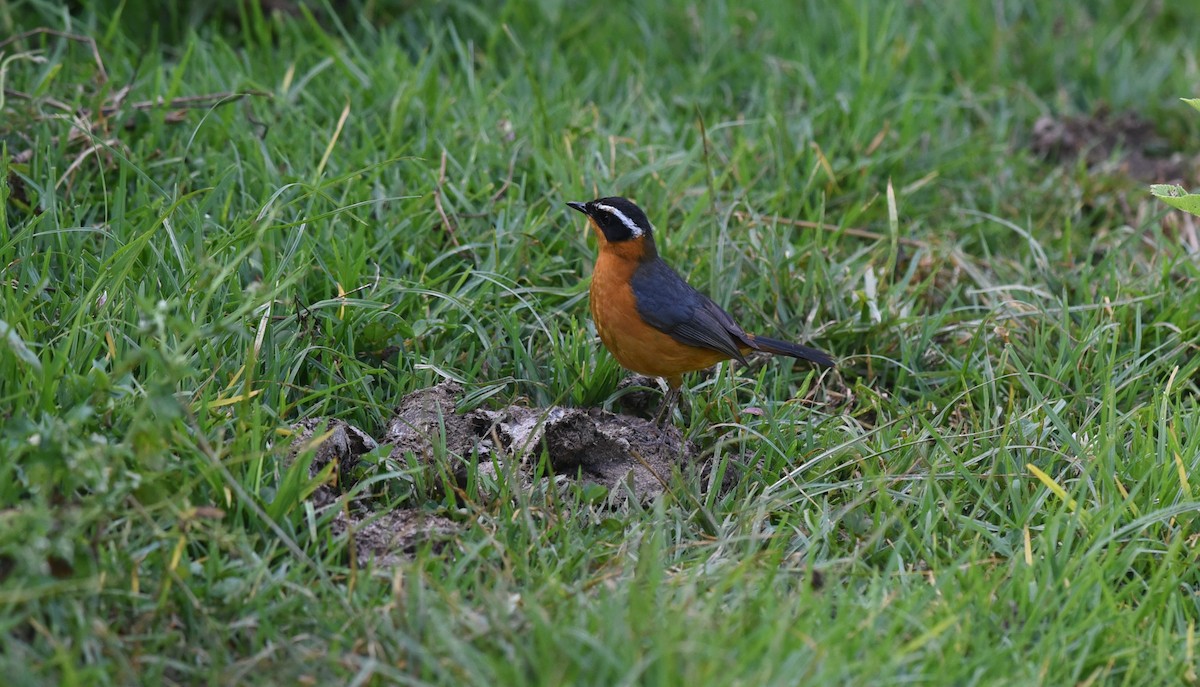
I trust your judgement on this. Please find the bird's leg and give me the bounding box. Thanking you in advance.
[654,376,684,426]
[653,386,679,426]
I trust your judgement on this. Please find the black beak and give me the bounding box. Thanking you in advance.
[566,201,589,215]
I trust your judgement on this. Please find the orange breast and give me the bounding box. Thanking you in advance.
[590,249,732,384]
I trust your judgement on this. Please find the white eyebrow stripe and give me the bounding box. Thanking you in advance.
[595,203,644,237]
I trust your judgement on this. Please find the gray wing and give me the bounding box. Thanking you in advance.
[629,258,750,364]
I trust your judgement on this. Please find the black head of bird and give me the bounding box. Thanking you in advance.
[567,197,657,252]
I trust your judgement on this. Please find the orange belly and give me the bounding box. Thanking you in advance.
[590,254,731,383]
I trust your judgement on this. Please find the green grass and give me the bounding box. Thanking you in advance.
[3,0,1200,684]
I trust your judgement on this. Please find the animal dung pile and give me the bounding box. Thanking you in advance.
[286,381,698,566]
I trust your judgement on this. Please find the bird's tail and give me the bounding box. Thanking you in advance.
[748,335,836,368]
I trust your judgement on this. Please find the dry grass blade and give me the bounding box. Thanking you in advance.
[434,149,462,247]
[110,90,273,115]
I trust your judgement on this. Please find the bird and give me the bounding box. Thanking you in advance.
[567,196,834,424]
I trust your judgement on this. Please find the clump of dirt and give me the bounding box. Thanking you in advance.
[287,416,462,564]
[613,374,661,418]
[288,381,699,566]
[287,417,378,508]
[386,382,694,500]
[329,509,460,569]
[380,382,481,461]
[1030,107,1194,183]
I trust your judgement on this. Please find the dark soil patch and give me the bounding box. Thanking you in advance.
[287,381,701,567]
[382,381,694,502]
[330,509,460,569]
[1030,107,1194,184]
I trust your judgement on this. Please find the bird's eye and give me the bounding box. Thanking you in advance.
[601,214,633,240]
